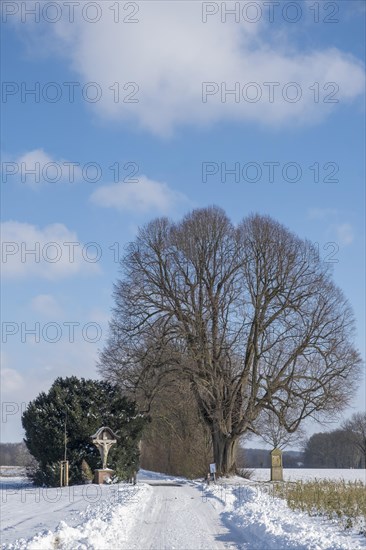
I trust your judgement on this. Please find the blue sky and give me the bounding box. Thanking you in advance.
[1,0,365,443]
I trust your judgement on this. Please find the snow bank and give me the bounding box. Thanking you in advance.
[201,481,366,550]
[3,483,151,550]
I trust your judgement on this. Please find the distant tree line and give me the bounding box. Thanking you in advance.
[237,447,303,468]
[303,413,366,469]
[0,442,33,467]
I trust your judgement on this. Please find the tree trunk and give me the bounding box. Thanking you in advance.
[211,430,238,475]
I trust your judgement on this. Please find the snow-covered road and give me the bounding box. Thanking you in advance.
[124,482,235,550]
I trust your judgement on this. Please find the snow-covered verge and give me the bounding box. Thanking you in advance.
[250,468,366,483]
[1,480,152,549]
[202,480,366,550]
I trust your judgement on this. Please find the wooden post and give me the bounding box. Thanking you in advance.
[60,460,69,486]
[60,412,69,487]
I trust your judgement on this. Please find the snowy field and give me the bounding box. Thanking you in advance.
[250,468,366,483]
[0,468,26,478]
[1,469,365,549]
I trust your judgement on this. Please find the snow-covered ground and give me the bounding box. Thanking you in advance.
[0,468,26,478]
[251,468,366,483]
[1,469,365,549]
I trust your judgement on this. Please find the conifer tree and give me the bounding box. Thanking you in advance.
[22,376,145,486]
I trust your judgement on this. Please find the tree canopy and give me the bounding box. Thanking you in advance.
[22,376,145,486]
[99,207,362,475]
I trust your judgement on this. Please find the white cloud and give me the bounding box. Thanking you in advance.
[90,175,190,214]
[335,223,354,246]
[1,221,100,280]
[0,368,25,393]
[4,149,83,188]
[16,1,365,135]
[30,294,63,317]
[307,210,355,247]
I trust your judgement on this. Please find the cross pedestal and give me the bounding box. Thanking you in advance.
[94,468,114,484]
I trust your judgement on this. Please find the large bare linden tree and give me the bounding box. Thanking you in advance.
[99,207,362,475]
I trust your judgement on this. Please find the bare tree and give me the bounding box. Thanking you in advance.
[342,412,366,467]
[253,409,306,450]
[99,207,362,475]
